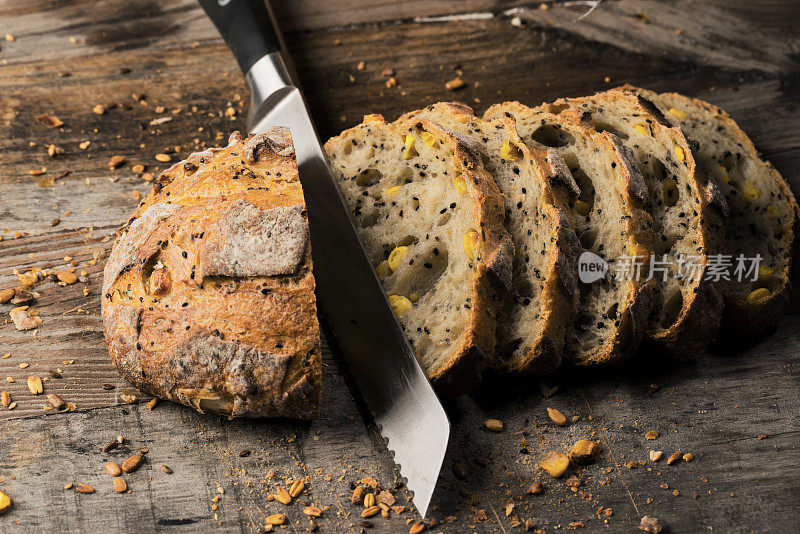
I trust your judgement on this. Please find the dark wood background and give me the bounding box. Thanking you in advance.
[1,1,798,532]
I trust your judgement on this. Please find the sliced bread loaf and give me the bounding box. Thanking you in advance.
[621,86,798,338]
[324,114,513,393]
[539,88,727,357]
[485,102,655,366]
[398,102,580,374]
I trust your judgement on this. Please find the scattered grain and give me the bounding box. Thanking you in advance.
[27,375,44,394]
[273,486,292,505]
[539,451,569,478]
[667,451,683,465]
[526,482,544,495]
[57,270,78,284]
[547,407,568,426]
[47,393,66,410]
[568,439,600,464]
[106,462,122,477]
[121,454,144,473]
[639,515,663,533]
[445,77,466,91]
[0,490,11,515]
[75,484,95,494]
[484,418,503,432]
[108,155,126,169]
[361,505,380,518]
[266,514,286,525]
[303,506,322,518]
[289,479,305,498]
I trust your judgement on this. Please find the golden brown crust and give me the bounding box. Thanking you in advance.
[102,128,321,419]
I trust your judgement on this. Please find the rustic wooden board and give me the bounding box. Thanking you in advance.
[0,0,798,532]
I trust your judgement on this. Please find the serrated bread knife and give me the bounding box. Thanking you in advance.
[198,0,449,516]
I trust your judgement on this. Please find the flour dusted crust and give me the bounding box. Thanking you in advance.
[198,201,308,280]
[102,128,321,419]
[324,114,513,393]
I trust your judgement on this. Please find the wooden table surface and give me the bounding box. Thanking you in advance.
[1,1,798,532]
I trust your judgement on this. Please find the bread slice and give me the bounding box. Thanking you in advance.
[324,114,513,393]
[620,86,798,338]
[539,88,727,357]
[102,129,321,419]
[398,102,580,374]
[485,102,655,366]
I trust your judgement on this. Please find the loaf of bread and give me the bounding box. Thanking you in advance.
[541,89,727,357]
[102,128,321,419]
[485,103,656,366]
[324,114,513,393]
[399,102,580,374]
[622,86,798,339]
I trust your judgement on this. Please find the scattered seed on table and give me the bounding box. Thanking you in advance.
[106,462,122,477]
[484,419,503,432]
[121,454,143,474]
[75,484,95,494]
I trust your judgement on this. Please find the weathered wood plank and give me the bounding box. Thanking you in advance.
[514,0,800,73]
[2,315,798,532]
[1,0,799,532]
[0,362,408,532]
[2,0,797,68]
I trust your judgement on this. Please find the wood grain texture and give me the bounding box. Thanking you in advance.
[0,0,798,531]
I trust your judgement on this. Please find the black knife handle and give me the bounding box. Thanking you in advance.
[198,0,282,74]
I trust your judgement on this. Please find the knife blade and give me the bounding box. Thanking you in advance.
[198,0,449,516]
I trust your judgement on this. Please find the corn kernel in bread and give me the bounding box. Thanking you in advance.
[485,102,655,366]
[622,85,798,339]
[542,88,727,357]
[400,102,580,374]
[102,129,321,418]
[324,114,513,393]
